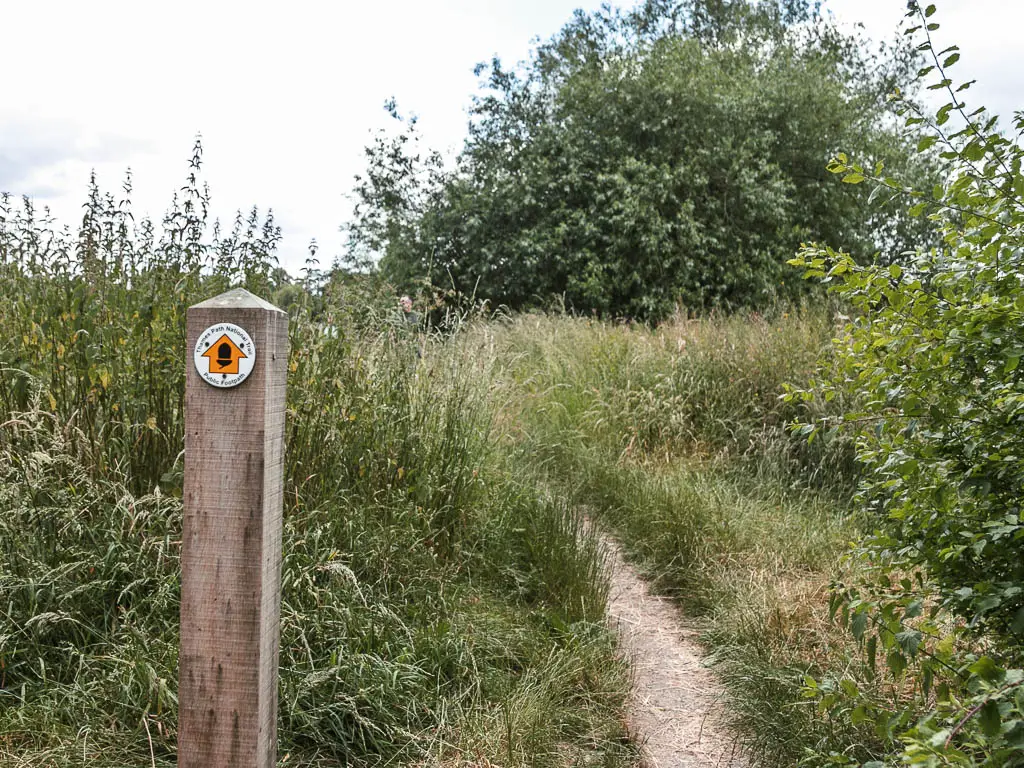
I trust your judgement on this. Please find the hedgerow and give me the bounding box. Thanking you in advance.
[789,4,1024,764]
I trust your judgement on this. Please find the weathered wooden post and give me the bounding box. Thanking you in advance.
[178,288,288,768]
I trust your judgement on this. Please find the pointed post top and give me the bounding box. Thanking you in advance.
[191,287,284,314]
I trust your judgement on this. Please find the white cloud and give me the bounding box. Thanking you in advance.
[824,0,1024,121]
[3,0,1021,273]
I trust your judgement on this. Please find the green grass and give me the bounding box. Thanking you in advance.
[0,181,637,767]
[1,165,904,767]
[492,311,882,765]
[0,339,635,767]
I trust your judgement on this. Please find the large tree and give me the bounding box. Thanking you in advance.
[347,0,933,320]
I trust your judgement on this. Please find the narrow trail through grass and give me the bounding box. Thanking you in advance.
[493,311,867,765]
[601,529,746,768]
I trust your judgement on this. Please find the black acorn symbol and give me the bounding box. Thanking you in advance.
[217,342,232,369]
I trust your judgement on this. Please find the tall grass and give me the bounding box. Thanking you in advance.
[493,311,879,765]
[0,145,284,491]
[0,162,635,766]
[497,310,856,490]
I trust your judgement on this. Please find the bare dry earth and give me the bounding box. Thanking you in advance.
[602,535,747,768]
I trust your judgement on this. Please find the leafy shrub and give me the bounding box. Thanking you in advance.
[350,0,935,320]
[789,3,1024,763]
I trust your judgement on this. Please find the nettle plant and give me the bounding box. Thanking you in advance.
[788,3,1024,765]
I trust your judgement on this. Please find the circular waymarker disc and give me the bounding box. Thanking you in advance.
[193,322,257,388]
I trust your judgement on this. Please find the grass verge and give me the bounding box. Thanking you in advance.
[0,182,637,767]
[493,310,881,765]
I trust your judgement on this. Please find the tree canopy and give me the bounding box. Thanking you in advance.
[347,0,932,320]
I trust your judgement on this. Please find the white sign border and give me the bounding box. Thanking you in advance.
[193,322,257,388]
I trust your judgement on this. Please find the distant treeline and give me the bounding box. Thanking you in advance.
[346,0,937,320]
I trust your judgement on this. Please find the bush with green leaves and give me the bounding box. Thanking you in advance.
[348,0,936,320]
[788,3,1024,763]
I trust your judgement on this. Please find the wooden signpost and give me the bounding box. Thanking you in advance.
[179,288,288,768]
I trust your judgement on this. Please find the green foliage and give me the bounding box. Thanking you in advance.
[493,310,863,764]
[787,4,1024,763]
[0,158,634,766]
[499,308,855,490]
[350,0,934,320]
[0,140,284,493]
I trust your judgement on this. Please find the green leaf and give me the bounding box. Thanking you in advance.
[895,629,922,657]
[969,656,1003,682]
[1006,721,1024,748]
[851,611,868,641]
[887,650,907,677]
[979,700,1001,737]
[929,729,951,748]
[1012,606,1024,635]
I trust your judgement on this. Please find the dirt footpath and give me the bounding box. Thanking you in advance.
[602,535,747,768]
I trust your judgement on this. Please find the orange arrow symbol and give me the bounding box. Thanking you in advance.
[201,334,247,375]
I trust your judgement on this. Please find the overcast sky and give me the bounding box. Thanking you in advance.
[2,0,1021,274]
